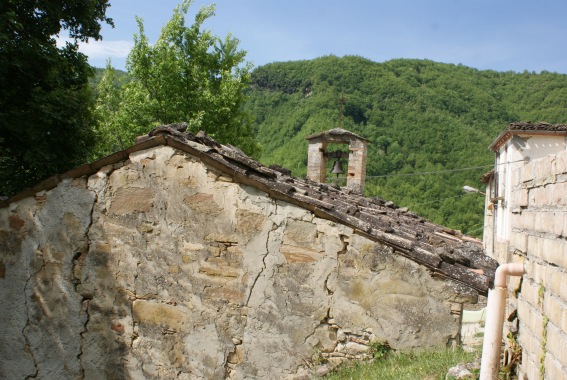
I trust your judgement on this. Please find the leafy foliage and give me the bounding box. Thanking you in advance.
[369,340,392,360]
[91,62,125,158]
[0,0,112,196]
[93,0,259,159]
[244,56,567,236]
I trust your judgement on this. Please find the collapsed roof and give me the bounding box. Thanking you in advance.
[1,123,498,294]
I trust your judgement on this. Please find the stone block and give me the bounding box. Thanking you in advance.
[535,159,552,178]
[283,219,318,246]
[546,324,567,368]
[519,336,533,365]
[530,309,545,339]
[545,354,567,380]
[535,212,555,234]
[543,294,562,328]
[235,210,266,236]
[517,299,528,325]
[494,242,510,264]
[227,345,244,365]
[519,280,540,310]
[521,162,535,184]
[561,306,567,335]
[183,192,222,215]
[552,182,567,206]
[510,231,528,253]
[545,266,564,300]
[518,210,536,231]
[527,236,544,261]
[512,188,529,207]
[307,142,325,183]
[523,259,538,284]
[132,300,190,332]
[551,212,565,236]
[556,151,567,174]
[541,239,563,268]
[109,187,156,215]
[524,354,540,380]
[517,326,541,364]
[281,245,321,263]
[561,274,567,302]
[343,341,369,355]
[204,286,245,304]
[538,185,560,207]
[204,233,239,244]
[198,264,240,278]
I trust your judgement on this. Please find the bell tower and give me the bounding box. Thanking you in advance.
[305,128,368,194]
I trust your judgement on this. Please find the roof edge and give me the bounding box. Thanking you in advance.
[1,126,497,295]
[489,122,567,152]
[306,128,369,142]
[0,136,169,209]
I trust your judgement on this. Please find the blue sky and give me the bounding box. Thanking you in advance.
[75,0,567,74]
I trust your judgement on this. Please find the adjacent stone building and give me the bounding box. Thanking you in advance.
[482,122,567,379]
[0,125,496,379]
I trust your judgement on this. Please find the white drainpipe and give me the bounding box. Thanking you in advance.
[479,263,525,379]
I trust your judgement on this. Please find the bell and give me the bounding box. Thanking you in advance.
[331,159,345,176]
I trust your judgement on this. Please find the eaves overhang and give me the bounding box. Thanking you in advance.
[490,122,567,152]
[1,124,498,295]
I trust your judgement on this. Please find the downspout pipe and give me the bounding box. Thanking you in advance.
[480,263,525,379]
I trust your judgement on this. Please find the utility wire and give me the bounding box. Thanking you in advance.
[411,194,466,206]
[465,225,485,235]
[365,164,493,179]
[327,158,526,181]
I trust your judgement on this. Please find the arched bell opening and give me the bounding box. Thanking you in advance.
[305,128,368,194]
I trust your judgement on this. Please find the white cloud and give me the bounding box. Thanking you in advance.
[56,37,133,59]
[79,40,133,59]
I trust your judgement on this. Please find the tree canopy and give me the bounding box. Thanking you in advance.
[93,0,259,159]
[0,0,113,196]
[243,56,567,236]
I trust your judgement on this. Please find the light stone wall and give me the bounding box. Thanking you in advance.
[1,145,476,379]
[486,147,567,380]
[345,139,367,194]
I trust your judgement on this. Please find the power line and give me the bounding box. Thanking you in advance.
[365,164,493,179]
[412,194,466,206]
[327,158,526,182]
[465,225,485,235]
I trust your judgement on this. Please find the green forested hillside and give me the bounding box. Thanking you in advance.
[243,56,567,236]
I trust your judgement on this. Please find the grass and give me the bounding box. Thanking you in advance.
[322,347,479,380]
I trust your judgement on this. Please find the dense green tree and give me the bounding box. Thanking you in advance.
[94,0,259,158]
[90,55,567,236]
[0,0,113,196]
[243,56,567,236]
[91,61,125,158]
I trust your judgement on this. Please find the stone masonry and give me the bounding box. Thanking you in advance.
[485,148,567,379]
[306,128,368,194]
[0,143,480,379]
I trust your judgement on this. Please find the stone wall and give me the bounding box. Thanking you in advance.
[488,149,567,379]
[0,145,476,379]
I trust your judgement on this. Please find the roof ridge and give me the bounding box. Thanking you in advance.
[1,124,498,294]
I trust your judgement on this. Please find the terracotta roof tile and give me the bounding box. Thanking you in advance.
[1,124,498,294]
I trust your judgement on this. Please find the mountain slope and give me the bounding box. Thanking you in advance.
[243,56,567,235]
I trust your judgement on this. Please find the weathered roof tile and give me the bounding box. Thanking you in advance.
[1,124,498,294]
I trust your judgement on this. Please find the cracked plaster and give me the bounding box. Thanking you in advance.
[0,146,478,379]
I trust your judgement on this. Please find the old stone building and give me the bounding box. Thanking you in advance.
[0,125,496,379]
[482,122,567,379]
